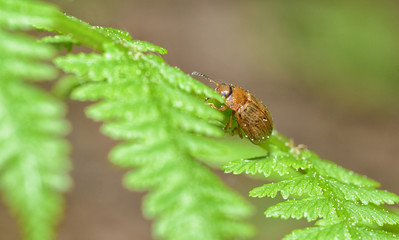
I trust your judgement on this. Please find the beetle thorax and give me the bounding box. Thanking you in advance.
[216,84,247,112]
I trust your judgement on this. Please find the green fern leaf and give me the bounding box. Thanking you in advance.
[265,197,337,221]
[94,27,167,54]
[102,120,167,141]
[168,108,224,137]
[51,14,255,239]
[0,31,55,80]
[55,52,122,82]
[225,130,399,238]
[86,100,160,122]
[343,201,399,226]
[144,55,224,101]
[123,159,177,190]
[265,196,399,227]
[110,141,173,167]
[156,134,266,171]
[327,179,399,205]
[24,2,398,239]
[71,81,148,101]
[223,152,306,177]
[350,225,399,240]
[250,175,324,199]
[0,1,70,240]
[310,155,380,188]
[41,35,78,51]
[126,40,167,54]
[52,75,82,98]
[0,0,57,29]
[286,223,399,240]
[223,132,307,177]
[284,223,350,240]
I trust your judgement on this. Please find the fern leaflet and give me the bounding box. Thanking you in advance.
[0,0,71,240]
[224,132,399,239]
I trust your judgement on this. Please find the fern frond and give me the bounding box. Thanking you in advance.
[284,223,350,240]
[343,201,399,226]
[327,178,399,205]
[0,1,70,240]
[50,15,255,240]
[309,155,379,188]
[0,0,57,29]
[0,31,55,80]
[265,197,337,221]
[41,35,79,51]
[224,131,399,239]
[350,225,399,240]
[285,223,399,240]
[95,27,168,54]
[21,2,398,239]
[250,175,324,199]
[223,153,306,177]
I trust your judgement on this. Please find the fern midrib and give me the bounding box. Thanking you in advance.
[52,13,125,53]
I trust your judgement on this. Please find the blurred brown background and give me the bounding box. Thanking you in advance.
[1,0,399,239]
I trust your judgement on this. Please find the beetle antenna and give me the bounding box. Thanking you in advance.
[191,72,219,86]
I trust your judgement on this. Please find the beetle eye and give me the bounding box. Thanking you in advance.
[220,85,232,98]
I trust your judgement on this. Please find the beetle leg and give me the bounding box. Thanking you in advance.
[223,113,243,138]
[224,114,233,130]
[233,126,243,138]
[218,105,228,111]
[207,102,228,111]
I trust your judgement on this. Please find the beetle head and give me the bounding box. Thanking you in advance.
[216,84,233,99]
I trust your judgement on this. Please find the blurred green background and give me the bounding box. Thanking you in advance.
[1,0,398,239]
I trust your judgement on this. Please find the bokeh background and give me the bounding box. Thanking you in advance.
[1,0,399,239]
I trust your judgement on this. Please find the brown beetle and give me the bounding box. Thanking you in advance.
[192,72,273,145]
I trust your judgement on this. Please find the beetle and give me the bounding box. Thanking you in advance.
[192,72,273,145]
